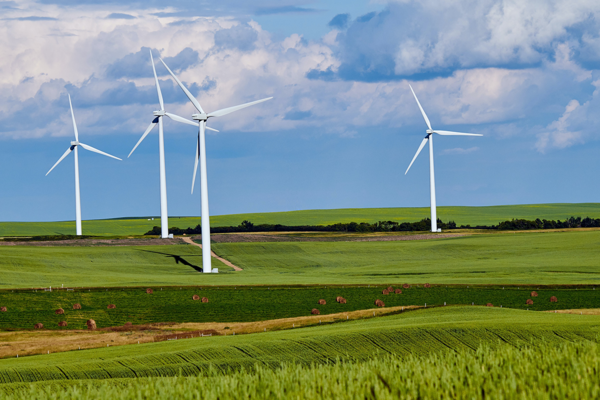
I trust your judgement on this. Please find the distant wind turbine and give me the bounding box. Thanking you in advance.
[160,57,272,273]
[46,95,122,235]
[405,85,482,232]
[128,50,207,239]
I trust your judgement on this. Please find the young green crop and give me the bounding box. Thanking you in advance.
[1,340,600,399]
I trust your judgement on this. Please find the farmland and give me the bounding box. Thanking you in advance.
[0,307,598,389]
[0,229,597,287]
[2,340,600,399]
[1,203,600,237]
[0,284,597,331]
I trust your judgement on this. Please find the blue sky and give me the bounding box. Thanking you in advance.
[1,0,600,222]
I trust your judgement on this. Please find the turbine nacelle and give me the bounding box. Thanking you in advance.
[70,141,79,146]
[153,110,166,116]
[192,113,208,121]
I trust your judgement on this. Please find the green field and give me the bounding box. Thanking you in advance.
[0,230,599,288]
[0,285,596,330]
[2,340,600,399]
[0,307,598,386]
[2,203,600,236]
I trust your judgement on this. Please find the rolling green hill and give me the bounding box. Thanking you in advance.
[1,203,600,236]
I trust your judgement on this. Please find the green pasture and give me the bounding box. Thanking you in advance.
[0,307,598,386]
[0,230,599,287]
[0,285,596,330]
[2,203,600,236]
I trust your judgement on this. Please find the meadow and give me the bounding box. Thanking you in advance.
[0,285,596,330]
[1,230,599,287]
[1,203,600,236]
[2,341,600,399]
[0,307,597,387]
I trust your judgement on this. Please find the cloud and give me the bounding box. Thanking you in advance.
[214,23,258,51]
[255,6,318,15]
[106,13,136,19]
[105,47,199,79]
[442,147,480,155]
[328,13,349,29]
[9,16,58,21]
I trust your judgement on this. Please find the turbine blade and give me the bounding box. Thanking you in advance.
[159,58,204,113]
[405,137,429,175]
[46,146,73,176]
[79,143,122,161]
[68,94,79,141]
[207,97,273,118]
[409,85,432,131]
[165,112,198,127]
[191,132,199,194]
[434,130,483,136]
[206,126,219,132]
[129,118,158,157]
[150,50,164,110]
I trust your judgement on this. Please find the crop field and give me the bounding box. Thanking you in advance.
[2,340,600,399]
[0,307,597,387]
[1,203,599,236]
[1,230,599,287]
[0,285,597,330]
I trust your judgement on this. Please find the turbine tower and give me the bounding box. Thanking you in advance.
[128,50,203,239]
[46,95,122,235]
[405,85,482,232]
[160,58,272,273]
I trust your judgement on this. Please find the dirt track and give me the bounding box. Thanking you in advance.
[182,237,243,271]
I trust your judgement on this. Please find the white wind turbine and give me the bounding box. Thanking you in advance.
[46,95,122,235]
[405,85,482,232]
[160,58,272,273]
[128,50,206,239]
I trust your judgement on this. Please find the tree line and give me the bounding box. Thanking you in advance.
[144,216,600,235]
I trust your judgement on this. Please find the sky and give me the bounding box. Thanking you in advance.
[1,0,600,222]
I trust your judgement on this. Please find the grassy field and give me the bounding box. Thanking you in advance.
[2,340,600,399]
[0,285,596,330]
[0,307,597,386]
[0,230,599,287]
[1,203,600,236]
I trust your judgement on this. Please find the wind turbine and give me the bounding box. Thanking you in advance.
[128,50,203,239]
[46,94,122,235]
[404,85,482,232]
[160,58,272,273]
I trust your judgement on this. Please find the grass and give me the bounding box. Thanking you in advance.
[0,230,599,287]
[2,341,600,399]
[0,284,597,331]
[2,203,600,236]
[0,307,597,386]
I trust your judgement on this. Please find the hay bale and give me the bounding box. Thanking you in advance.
[531,291,538,297]
[550,296,558,303]
[0,307,6,312]
[387,286,393,292]
[201,297,209,303]
[375,299,385,307]
[192,295,200,300]
[146,288,153,294]
[86,319,96,330]
[318,299,326,305]
[403,284,410,289]
[486,303,493,307]
[339,297,347,304]
[424,283,431,288]
[124,322,132,326]
[311,308,320,315]
[382,290,389,295]
[55,308,64,315]
[34,323,43,329]
[58,321,67,327]
[72,303,81,310]
[526,299,534,305]
[336,296,342,302]
[107,304,116,309]
[395,289,402,294]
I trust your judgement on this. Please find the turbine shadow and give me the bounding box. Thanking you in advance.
[139,249,203,273]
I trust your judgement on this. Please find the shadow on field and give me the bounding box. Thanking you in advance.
[139,250,203,272]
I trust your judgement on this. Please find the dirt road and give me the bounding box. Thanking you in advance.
[182,236,243,271]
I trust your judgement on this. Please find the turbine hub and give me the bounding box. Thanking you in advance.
[192,113,208,121]
[426,129,434,135]
[153,110,166,116]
